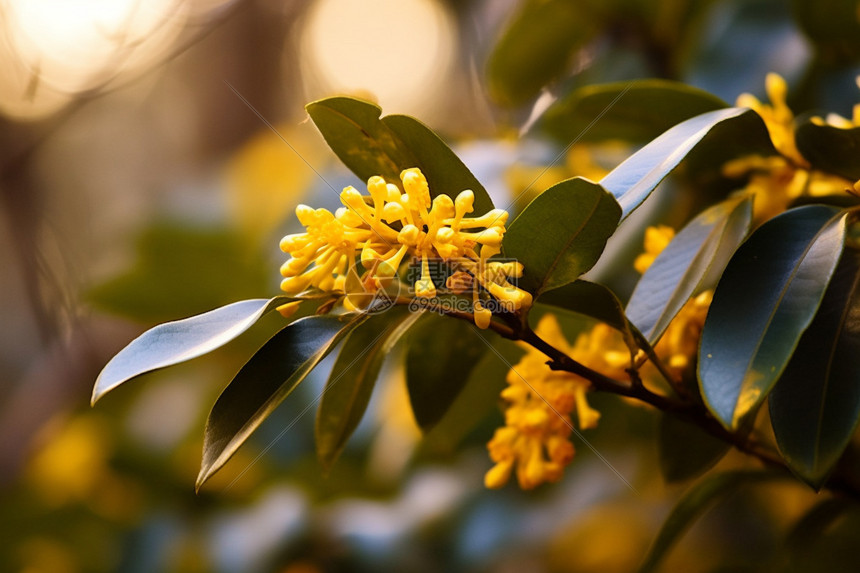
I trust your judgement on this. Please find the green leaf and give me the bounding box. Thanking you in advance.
[658,414,730,483]
[315,307,421,470]
[699,206,847,429]
[421,340,514,454]
[542,80,727,144]
[503,177,621,296]
[638,470,789,573]
[92,297,290,404]
[486,0,598,107]
[795,120,860,181]
[627,196,753,344]
[405,312,488,432]
[197,314,363,489]
[538,279,637,354]
[600,108,767,221]
[306,97,494,213]
[769,248,860,488]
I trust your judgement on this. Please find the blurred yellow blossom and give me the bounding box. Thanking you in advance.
[634,225,675,274]
[485,314,606,490]
[736,73,808,167]
[279,167,531,327]
[729,74,857,222]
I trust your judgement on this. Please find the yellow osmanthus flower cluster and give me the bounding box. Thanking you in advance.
[729,73,858,222]
[278,168,532,327]
[485,314,606,490]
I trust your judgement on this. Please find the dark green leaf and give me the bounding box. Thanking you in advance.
[627,196,753,344]
[699,206,846,429]
[306,97,493,213]
[197,314,363,489]
[315,307,421,470]
[542,80,727,143]
[538,279,637,354]
[600,108,767,221]
[784,498,851,562]
[92,297,290,404]
[638,470,789,573]
[421,340,515,454]
[795,119,860,181]
[769,248,860,488]
[504,177,621,295]
[486,0,597,106]
[405,312,488,431]
[658,414,730,483]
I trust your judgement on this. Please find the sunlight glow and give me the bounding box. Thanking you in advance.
[297,0,456,115]
[0,0,205,120]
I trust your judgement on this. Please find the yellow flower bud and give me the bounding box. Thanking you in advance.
[398,224,421,245]
[276,300,302,319]
[454,190,475,216]
[484,459,514,489]
[382,201,407,222]
[474,301,492,329]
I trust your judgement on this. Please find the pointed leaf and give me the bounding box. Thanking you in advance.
[306,97,493,213]
[382,115,494,214]
[542,80,727,144]
[699,206,847,429]
[658,414,730,483]
[315,307,420,470]
[92,297,290,404]
[197,314,364,489]
[420,343,511,453]
[795,120,860,181]
[627,196,753,344]
[405,312,487,432]
[504,177,621,295]
[600,108,768,220]
[538,279,637,353]
[769,248,860,488]
[638,470,788,573]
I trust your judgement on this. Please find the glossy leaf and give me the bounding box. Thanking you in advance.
[197,315,363,489]
[538,279,637,353]
[699,206,846,429]
[486,0,597,106]
[421,340,513,454]
[600,108,766,221]
[504,177,621,295]
[638,470,788,573]
[795,120,860,181]
[306,97,493,213]
[658,414,730,483]
[315,308,420,470]
[542,80,727,144]
[405,312,487,432]
[92,297,290,404]
[627,196,753,344]
[769,249,860,488]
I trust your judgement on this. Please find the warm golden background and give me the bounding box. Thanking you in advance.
[2,1,859,572]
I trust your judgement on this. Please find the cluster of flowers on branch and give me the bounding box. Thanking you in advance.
[278,167,532,327]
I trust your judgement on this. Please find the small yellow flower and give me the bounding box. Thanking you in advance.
[279,168,531,327]
[737,73,809,167]
[485,314,603,490]
[634,225,675,274]
[726,74,858,223]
